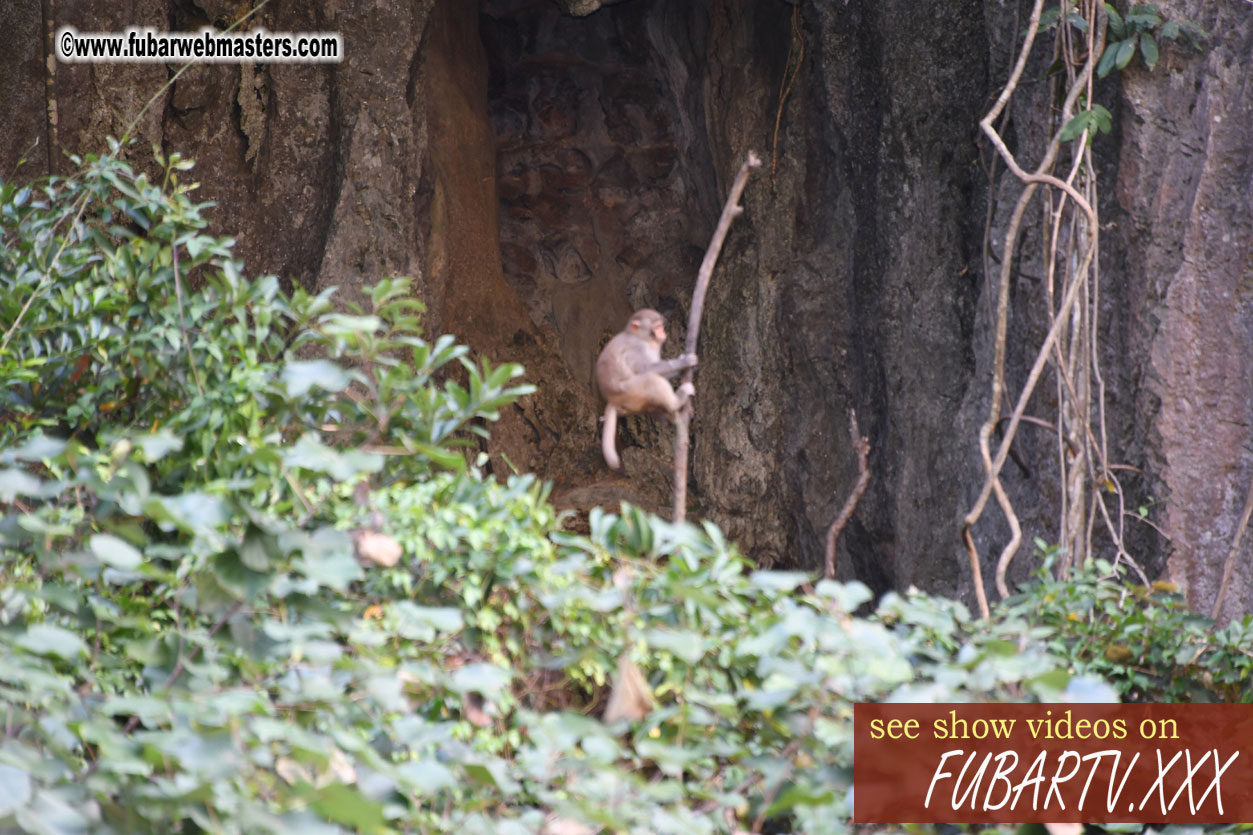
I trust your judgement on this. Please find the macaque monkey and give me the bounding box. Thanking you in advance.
[595,308,697,469]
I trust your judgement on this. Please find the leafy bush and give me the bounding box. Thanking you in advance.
[0,149,1101,833]
[1004,547,1253,703]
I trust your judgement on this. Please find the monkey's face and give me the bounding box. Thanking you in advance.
[629,316,667,347]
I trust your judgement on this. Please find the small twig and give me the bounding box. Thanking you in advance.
[0,190,92,354]
[1211,473,1253,620]
[171,238,205,396]
[119,601,244,735]
[751,702,821,833]
[770,4,804,187]
[825,409,871,580]
[672,151,761,522]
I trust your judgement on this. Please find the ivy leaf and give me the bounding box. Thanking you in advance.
[131,430,184,461]
[2,432,65,463]
[0,469,43,501]
[763,782,836,818]
[451,663,511,697]
[0,765,32,816]
[15,624,88,659]
[750,571,811,592]
[282,359,352,397]
[294,528,362,591]
[89,533,143,570]
[303,782,386,831]
[283,434,382,481]
[644,628,707,665]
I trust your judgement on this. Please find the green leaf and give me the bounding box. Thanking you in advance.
[1091,104,1114,133]
[293,528,362,591]
[1125,5,1161,28]
[1140,32,1159,69]
[15,624,88,659]
[412,440,465,471]
[3,432,66,463]
[0,765,32,816]
[1104,3,1126,39]
[0,469,43,501]
[1097,43,1120,78]
[282,359,352,397]
[89,533,144,570]
[763,782,836,818]
[1060,112,1092,142]
[1179,20,1208,46]
[305,783,386,831]
[131,430,184,461]
[1115,36,1137,70]
[283,434,383,481]
[644,628,707,664]
[396,759,456,795]
[749,571,811,592]
[1029,668,1073,693]
[451,663,512,697]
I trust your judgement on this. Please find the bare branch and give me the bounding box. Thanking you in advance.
[825,409,871,580]
[672,152,761,522]
[1212,473,1253,620]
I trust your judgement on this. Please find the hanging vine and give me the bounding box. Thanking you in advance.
[960,0,1203,616]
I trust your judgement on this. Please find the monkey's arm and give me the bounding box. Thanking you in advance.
[601,403,622,469]
[644,353,698,379]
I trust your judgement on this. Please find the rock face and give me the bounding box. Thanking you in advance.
[1,0,1250,614]
[1115,1,1253,621]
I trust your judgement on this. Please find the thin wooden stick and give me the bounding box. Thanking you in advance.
[825,409,871,579]
[672,151,761,523]
[1211,474,1253,620]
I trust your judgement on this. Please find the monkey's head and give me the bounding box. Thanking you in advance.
[627,308,666,346]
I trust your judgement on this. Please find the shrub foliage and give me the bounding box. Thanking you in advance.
[0,149,1116,834]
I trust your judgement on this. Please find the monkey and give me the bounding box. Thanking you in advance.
[595,308,697,470]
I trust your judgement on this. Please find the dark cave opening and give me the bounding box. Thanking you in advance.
[478,0,719,389]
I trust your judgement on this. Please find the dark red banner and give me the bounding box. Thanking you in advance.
[855,703,1253,823]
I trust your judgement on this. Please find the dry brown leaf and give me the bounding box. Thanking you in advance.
[463,691,493,728]
[353,530,402,567]
[542,814,597,835]
[603,651,654,723]
[1044,823,1083,835]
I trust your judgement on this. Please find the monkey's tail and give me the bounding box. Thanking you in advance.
[602,405,621,469]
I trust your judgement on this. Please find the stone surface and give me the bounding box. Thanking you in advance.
[1116,1,1253,620]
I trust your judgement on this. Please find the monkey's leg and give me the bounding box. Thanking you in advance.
[618,374,683,414]
[602,404,622,469]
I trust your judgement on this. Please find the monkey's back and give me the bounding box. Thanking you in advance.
[595,332,641,398]
[596,333,673,415]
